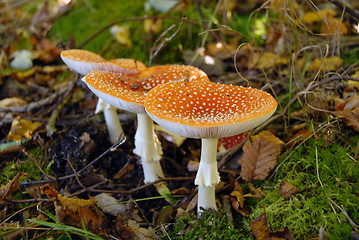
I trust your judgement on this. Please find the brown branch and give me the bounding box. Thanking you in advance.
[329,0,359,21]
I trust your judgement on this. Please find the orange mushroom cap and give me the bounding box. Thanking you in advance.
[145,80,277,138]
[60,49,144,75]
[83,65,208,113]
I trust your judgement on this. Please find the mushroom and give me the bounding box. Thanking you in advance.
[144,79,277,212]
[82,65,208,184]
[60,49,146,75]
[60,49,146,144]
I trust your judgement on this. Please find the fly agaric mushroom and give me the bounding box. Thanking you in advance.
[82,65,208,184]
[144,79,277,212]
[60,49,146,75]
[60,49,146,144]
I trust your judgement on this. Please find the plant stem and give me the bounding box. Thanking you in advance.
[195,138,220,212]
[134,113,164,183]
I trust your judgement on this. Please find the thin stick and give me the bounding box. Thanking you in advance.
[46,83,75,136]
[148,16,186,67]
[328,0,359,21]
[0,84,72,113]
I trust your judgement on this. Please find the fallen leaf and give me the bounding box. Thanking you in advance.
[335,95,359,110]
[278,180,301,199]
[249,209,293,240]
[115,215,134,239]
[248,52,288,69]
[0,172,28,204]
[230,179,249,216]
[239,131,284,182]
[244,182,265,199]
[7,117,43,142]
[144,18,163,35]
[110,25,132,48]
[307,56,342,72]
[320,16,348,35]
[55,194,108,237]
[0,97,27,108]
[230,180,244,209]
[286,129,311,148]
[333,108,359,132]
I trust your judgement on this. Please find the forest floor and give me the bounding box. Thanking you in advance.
[1,0,359,239]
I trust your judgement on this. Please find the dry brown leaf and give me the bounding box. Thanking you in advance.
[55,194,108,237]
[0,172,28,203]
[230,180,244,208]
[239,131,284,182]
[278,180,301,199]
[335,95,359,110]
[230,180,249,216]
[7,117,43,142]
[249,210,293,240]
[333,109,359,132]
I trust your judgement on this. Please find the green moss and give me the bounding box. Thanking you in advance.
[249,137,359,239]
[49,0,203,65]
[164,210,251,240]
[0,145,51,185]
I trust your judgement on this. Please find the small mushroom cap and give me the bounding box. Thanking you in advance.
[60,49,142,75]
[83,65,208,113]
[145,80,277,138]
[110,58,147,71]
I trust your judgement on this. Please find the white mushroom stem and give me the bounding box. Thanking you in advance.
[134,113,164,183]
[95,99,124,144]
[195,138,221,212]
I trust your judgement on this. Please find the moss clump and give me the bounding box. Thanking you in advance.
[250,136,359,239]
[0,145,51,185]
[163,210,251,240]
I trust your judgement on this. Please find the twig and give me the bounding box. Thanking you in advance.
[65,155,88,191]
[85,176,194,195]
[22,148,55,180]
[78,16,200,49]
[329,0,359,21]
[0,84,72,113]
[223,195,234,228]
[148,16,186,67]
[46,82,75,136]
[19,136,126,187]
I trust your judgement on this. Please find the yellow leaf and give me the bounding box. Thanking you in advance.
[307,56,342,72]
[110,25,132,48]
[0,97,27,108]
[248,52,288,69]
[144,18,163,34]
[7,117,43,142]
[320,16,348,35]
